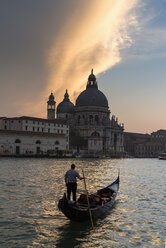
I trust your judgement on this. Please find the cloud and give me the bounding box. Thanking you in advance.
[0,0,141,118]
[47,0,140,106]
[125,27,166,61]
[121,1,166,61]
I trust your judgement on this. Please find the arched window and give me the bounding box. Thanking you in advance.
[95,115,99,124]
[89,115,93,125]
[55,140,59,145]
[15,139,21,143]
[36,140,41,144]
[91,131,100,137]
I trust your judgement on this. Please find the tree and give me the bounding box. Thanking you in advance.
[69,127,87,152]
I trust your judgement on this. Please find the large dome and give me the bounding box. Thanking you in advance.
[76,70,108,107]
[76,88,108,107]
[57,90,74,114]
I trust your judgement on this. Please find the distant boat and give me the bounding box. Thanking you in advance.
[158,153,166,160]
[58,174,119,222]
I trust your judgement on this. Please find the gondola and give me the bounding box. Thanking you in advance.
[58,174,119,222]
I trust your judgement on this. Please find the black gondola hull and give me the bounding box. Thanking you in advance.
[58,176,119,222]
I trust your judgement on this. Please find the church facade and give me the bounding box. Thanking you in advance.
[0,70,124,157]
[55,70,124,157]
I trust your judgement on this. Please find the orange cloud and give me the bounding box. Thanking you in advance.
[46,0,140,108]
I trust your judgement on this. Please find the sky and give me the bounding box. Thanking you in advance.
[0,0,166,134]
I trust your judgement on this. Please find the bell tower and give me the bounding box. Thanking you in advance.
[47,93,56,120]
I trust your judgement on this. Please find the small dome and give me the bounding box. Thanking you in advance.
[57,90,74,114]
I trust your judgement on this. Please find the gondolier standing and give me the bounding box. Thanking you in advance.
[65,164,84,201]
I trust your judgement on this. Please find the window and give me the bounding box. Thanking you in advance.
[37,127,39,131]
[48,128,50,133]
[33,127,35,131]
[91,131,100,137]
[15,139,21,143]
[55,141,59,145]
[25,126,28,131]
[95,115,99,124]
[89,115,93,124]
[36,140,41,144]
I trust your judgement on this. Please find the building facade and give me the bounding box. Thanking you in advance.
[0,70,124,157]
[56,70,124,157]
[124,132,164,157]
[151,129,166,145]
[0,116,69,156]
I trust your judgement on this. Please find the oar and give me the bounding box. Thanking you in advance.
[82,168,94,231]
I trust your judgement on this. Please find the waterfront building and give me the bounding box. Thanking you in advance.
[0,116,69,156]
[56,70,124,157]
[151,129,166,145]
[0,70,124,157]
[124,132,164,157]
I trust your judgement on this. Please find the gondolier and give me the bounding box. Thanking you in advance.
[58,172,120,222]
[65,164,84,201]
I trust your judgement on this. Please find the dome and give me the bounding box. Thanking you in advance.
[76,70,108,108]
[76,88,108,107]
[57,101,74,114]
[57,90,74,114]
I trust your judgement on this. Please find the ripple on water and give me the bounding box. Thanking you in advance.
[0,158,165,248]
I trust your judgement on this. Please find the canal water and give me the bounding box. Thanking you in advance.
[0,158,165,248]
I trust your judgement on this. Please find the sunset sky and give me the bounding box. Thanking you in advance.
[0,0,166,133]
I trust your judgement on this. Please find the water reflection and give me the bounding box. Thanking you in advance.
[56,221,91,248]
[0,158,165,248]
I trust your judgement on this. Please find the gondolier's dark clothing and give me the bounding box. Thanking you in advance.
[65,169,81,201]
[66,182,77,201]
